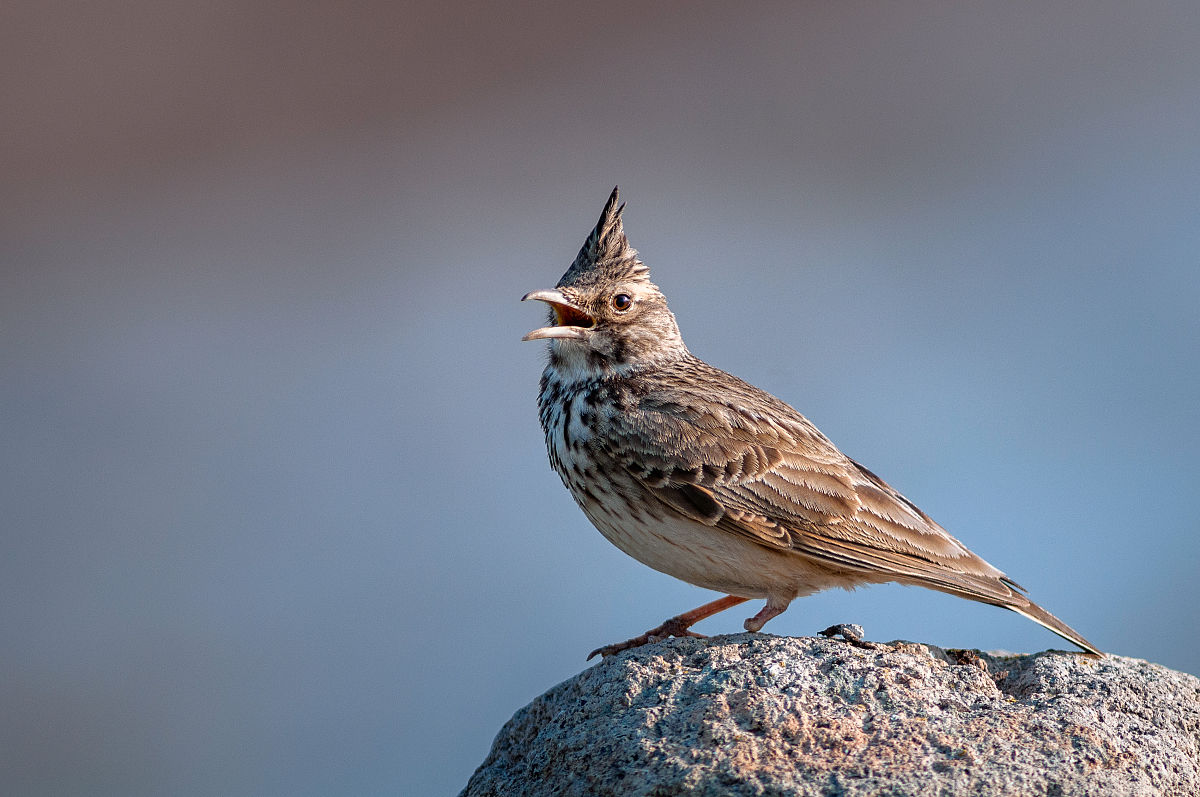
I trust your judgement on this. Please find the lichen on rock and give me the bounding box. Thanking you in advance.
[462,634,1199,797]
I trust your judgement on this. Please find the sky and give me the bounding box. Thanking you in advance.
[2,2,1198,795]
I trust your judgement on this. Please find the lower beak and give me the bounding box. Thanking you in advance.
[521,289,595,341]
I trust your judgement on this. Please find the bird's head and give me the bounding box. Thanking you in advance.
[522,187,687,376]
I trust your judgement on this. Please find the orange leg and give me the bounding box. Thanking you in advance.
[587,595,750,660]
[743,595,791,632]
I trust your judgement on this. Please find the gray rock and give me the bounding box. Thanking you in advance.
[462,634,1200,796]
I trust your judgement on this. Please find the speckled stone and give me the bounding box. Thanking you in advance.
[462,634,1199,797]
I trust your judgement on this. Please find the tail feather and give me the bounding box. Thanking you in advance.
[913,576,1102,655]
[1007,598,1102,655]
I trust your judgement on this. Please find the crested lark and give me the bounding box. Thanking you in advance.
[523,187,1100,658]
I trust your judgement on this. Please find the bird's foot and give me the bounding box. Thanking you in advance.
[818,623,878,650]
[587,616,707,660]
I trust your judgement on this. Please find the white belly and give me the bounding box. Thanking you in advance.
[541,375,844,604]
[580,494,842,601]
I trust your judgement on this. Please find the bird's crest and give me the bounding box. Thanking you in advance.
[557,186,651,290]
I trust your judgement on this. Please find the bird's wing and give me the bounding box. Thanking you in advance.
[596,370,1023,605]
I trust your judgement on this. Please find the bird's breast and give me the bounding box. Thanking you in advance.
[534,370,842,601]
[538,373,599,485]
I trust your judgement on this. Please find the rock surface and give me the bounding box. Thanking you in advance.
[462,634,1200,796]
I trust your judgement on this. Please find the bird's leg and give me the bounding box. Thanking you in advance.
[743,595,791,632]
[587,595,749,660]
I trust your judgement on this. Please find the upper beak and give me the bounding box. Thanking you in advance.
[521,289,596,341]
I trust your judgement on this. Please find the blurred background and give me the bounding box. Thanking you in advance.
[3,2,1198,794]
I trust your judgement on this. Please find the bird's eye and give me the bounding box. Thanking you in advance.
[611,293,633,312]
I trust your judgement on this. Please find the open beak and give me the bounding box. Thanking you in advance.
[521,289,596,341]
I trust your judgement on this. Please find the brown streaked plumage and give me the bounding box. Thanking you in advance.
[523,186,1101,658]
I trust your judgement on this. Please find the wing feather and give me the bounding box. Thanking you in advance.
[593,359,1017,605]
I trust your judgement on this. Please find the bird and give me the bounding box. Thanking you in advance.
[522,186,1101,659]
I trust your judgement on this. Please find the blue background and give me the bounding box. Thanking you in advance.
[3,3,1197,795]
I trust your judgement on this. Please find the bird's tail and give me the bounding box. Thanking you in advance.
[1007,596,1102,655]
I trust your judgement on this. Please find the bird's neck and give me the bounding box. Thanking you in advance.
[544,339,688,388]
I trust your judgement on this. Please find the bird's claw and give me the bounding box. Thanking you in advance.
[818,623,877,649]
[587,618,708,660]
